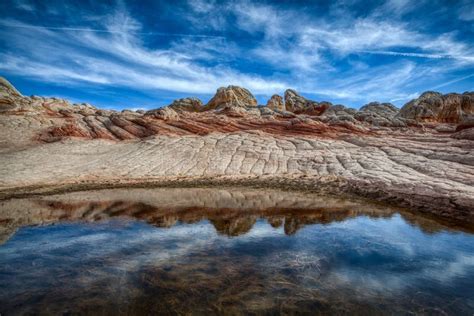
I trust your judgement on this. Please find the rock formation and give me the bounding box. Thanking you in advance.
[452,117,474,140]
[204,85,257,110]
[0,77,22,112]
[398,91,474,123]
[145,106,180,121]
[0,76,473,223]
[266,94,284,111]
[355,102,406,127]
[168,97,203,112]
[284,89,330,115]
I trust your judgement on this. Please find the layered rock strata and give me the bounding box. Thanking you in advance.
[398,91,474,123]
[0,77,473,223]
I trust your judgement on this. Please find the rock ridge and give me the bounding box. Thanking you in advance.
[0,76,473,223]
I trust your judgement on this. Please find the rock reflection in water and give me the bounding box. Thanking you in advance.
[0,187,473,315]
[1,187,470,243]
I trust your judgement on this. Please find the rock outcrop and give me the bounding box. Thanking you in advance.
[1,76,473,145]
[1,76,474,223]
[452,117,474,140]
[145,107,180,121]
[398,91,474,123]
[168,97,203,112]
[284,89,331,115]
[355,102,406,127]
[266,94,284,111]
[452,128,474,140]
[317,102,406,127]
[0,77,24,112]
[205,86,257,110]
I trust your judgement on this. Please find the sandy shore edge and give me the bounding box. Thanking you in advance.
[0,175,472,224]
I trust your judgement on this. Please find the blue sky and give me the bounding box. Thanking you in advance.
[0,0,473,110]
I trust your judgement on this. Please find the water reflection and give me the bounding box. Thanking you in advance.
[0,187,473,314]
[1,187,471,243]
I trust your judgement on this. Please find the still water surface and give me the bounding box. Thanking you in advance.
[0,188,473,314]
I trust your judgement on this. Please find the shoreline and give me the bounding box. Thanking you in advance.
[1,174,472,225]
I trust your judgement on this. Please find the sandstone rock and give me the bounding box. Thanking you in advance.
[258,106,275,116]
[145,106,179,121]
[398,91,474,123]
[205,86,257,110]
[284,89,307,112]
[1,76,474,223]
[451,128,474,140]
[323,104,357,117]
[355,102,405,127]
[435,124,456,133]
[96,109,116,116]
[0,77,22,112]
[455,117,474,132]
[266,94,284,111]
[284,89,330,115]
[0,77,21,98]
[168,97,203,112]
[451,117,474,140]
[360,102,399,115]
[215,104,249,117]
[273,109,297,118]
[319,105,356,125]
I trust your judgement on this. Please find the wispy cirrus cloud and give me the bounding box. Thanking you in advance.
[0,0,472,108]
[0,13,287,96]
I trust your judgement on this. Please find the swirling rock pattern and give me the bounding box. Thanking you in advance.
[0,77,473,222]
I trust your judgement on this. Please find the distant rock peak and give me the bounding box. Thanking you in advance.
[1,76,473,141]
[398,91,474,123]
[205,85,257,110]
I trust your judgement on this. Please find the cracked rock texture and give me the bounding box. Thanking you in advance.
[0,77,473,223]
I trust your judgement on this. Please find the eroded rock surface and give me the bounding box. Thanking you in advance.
[168,97,203,112]
[284,89,330,115]
[398,91,474,123]
[266,94,284,111]
[205,85,257,110]
[0,77,473,223]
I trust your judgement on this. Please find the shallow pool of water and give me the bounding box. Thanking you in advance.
[0,188,473,314]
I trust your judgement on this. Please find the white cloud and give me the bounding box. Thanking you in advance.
[430,73,474,90]
[0,0,472,107]
[0,10,287,95]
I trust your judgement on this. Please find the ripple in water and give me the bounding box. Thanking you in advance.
[0,187,473,314]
